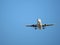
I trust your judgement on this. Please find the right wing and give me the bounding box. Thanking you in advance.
[26,24,37,27]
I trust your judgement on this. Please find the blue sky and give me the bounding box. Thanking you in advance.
[0,0,60,45]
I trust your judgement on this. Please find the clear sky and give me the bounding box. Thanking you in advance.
[0,0,60,45]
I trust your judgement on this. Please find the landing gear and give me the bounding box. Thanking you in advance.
[43,27,45,29]
[35,27,37,30]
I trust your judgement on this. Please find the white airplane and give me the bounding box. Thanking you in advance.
[26,18,54,30]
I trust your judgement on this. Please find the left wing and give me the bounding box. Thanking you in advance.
[42,24,54,27]
[42,24,54,29]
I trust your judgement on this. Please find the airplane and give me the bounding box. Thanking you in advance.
[26,18,54,30]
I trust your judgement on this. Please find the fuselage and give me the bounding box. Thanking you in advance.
[37,18,42,30]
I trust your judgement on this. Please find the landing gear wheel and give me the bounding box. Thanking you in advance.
[35,28,37,30]
[43,28,45,29]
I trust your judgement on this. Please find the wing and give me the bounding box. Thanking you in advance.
[42,24,54,29]
[42,24,54,27]
[26,24,37,27]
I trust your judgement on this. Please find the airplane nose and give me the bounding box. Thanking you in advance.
[37,18,41,21]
